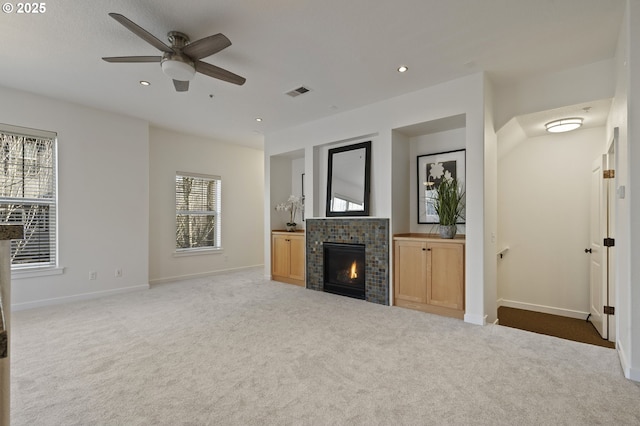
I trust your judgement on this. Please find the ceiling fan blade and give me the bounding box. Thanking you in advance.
[182,33,231,60]
[173,80,189,92]
[108,13,173,53]
[195,61,246,86]
[102,56,162,63]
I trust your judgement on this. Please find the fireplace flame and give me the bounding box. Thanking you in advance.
[349,260,358,279]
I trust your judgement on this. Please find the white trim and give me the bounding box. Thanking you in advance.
[616,340,640,382]
[12,266,65,279]
[149,264,264,285]
[0,122,57,139]
[173,247,224,257]
[12,284,149,311]
[497,298,589,320]
[464,313,486,325]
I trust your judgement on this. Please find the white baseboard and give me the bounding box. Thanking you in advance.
[497,298,589,320]
[12,284,150,311]
[149,264,263,285]
[617,340,640,382]
[464,313,486,326]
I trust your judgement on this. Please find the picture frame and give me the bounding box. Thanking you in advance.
[417,149,466,224]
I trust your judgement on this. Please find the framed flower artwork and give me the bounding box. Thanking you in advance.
[416,149,466,224]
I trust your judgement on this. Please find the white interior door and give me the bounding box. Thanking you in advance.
[589,155,607,339]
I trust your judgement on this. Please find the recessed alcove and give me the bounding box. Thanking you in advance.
[270,149,305,230]
[391,114,467,236]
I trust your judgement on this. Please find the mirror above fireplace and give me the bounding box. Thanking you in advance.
[326,141,371,217]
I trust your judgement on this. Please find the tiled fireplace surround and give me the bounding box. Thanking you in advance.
[305,218,389,305]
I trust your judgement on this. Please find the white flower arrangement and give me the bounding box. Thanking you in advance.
[275,195,304,225]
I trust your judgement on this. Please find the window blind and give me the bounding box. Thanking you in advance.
[176,172,221,250]
[0,125,57,268]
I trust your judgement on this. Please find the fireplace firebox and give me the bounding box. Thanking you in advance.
[323,242,365,300]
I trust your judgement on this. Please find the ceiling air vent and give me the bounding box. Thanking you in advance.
[286,86,312,97]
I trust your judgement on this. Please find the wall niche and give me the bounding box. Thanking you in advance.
[391,114,467,236]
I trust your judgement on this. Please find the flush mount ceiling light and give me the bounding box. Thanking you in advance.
[139,80,150,86]
[397,65,408,73]
[545,117,583,133]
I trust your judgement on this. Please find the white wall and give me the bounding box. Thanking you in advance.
[609,0,640,381]
[149,127,264,284]
[497,126,605,318]
[627,0,640,382]
[265,73,487,325]
[484,76,498,324]
[0,86,150,309]
[391,131,410,235]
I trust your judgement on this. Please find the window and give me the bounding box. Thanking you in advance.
[331,196,364,212]
[175,172,221,252]
[0,124,57,269]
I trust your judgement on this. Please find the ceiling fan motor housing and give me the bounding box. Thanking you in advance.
[161,31,195,81]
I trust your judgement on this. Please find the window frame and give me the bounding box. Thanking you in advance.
[175,172,222,254]
[0,123,58,272]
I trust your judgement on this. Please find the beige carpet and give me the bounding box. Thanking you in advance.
[10,268,640,425]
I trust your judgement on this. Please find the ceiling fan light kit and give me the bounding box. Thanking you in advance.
[161,57,195,81]
[102,13,246,92]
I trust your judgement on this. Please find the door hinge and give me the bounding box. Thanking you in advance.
[603,169,615,179]
[604,306,615,315]
[604,238,615,247]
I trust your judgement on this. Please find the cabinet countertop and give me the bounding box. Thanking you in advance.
[393,233,465,241]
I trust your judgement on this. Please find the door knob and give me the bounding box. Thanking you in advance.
[584,248,592,253]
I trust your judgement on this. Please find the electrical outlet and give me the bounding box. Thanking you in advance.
[115,268,122,278]
[89,271,97,280]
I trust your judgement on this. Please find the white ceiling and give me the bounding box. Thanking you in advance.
[0,0,625,149]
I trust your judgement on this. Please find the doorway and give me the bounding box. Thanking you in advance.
[496,106,614,346]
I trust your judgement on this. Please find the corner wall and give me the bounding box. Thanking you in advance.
[611,0,640,381]
[0,86,150,309]
[149,127,264,284]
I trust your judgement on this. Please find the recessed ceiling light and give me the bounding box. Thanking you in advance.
[397,65,408,73]
[139,80,150,86]
[545,118,583,133]
[256,118,263,122]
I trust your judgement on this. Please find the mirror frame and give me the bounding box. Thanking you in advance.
[326,141,371,217]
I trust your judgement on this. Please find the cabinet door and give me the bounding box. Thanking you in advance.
[271,234,291,278]
[427,242,464,310]
[394,240,427,303]
[289,235,305,281]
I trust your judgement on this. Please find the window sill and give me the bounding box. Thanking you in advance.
[12,266,65,280]
[173,248,224,258]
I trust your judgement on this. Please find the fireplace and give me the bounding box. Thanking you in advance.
[306,218,389,305]
[323,242,365,300]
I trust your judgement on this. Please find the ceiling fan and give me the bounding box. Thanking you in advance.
[102,13,246,92]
